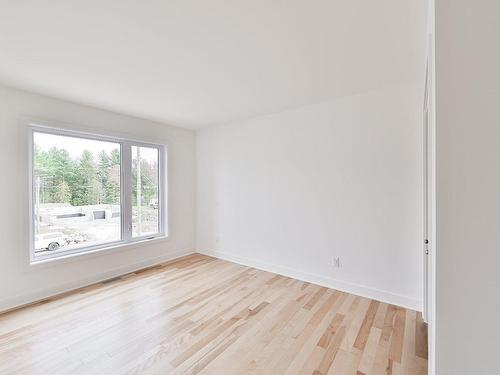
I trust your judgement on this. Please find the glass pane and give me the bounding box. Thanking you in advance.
[33,132,121,256]
[132,146,159,237]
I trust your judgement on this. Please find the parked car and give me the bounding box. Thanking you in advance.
[149,199,158,209]
[35,232,65,251]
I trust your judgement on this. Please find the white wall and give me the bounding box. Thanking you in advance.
[196,83,423,310]
[0,85,195,312]
[435,1,500,373]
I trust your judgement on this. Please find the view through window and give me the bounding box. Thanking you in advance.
[31,128,164,260]
[132,146,159,237]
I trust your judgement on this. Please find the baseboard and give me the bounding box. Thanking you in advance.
[0,248,195,314]
[2,248,421,313]
[199,249,422,311]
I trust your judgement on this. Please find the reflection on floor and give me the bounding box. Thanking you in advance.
[0,253,428,374]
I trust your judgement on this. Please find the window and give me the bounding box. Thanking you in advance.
[132,146,160,237]
[30,125,166,262]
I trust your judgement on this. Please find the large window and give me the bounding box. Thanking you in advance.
[30,126,166,262]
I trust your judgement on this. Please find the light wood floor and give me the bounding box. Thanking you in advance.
[0,254,427,375]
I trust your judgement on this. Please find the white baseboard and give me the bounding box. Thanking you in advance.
[2,248,421,313]
[0,248,195,313]
[199,249,422,311]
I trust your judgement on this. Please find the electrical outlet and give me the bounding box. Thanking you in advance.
[332,257,340,268]
[215,236,220,245]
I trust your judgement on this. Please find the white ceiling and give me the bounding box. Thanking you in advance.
[0,1,426,129]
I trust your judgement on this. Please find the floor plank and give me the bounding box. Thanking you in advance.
[0,254,428,375]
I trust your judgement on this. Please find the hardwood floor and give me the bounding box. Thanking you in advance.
[0,254,427,375]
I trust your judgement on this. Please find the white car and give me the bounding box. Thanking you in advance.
[35,232,65,251]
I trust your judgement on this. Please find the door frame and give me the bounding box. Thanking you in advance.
[423,31,436,375]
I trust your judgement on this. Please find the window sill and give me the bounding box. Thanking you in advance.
[29,235,169,268]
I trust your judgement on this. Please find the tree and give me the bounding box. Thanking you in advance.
[54,180,71,203]
[73,150,100,205]
[97,150,111,203]
[33,144,123,207]
[96,149,121,204]
[105,164,121,204]
[34,146,77,204]
[110,148,120,165]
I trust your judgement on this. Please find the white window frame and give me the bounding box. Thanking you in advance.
[28,123,167,263]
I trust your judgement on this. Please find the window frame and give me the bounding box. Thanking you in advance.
[28,123,167,264]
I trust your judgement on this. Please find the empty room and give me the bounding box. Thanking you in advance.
[1,1,498,374]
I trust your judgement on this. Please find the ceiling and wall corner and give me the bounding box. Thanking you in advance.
[0,0,426,129]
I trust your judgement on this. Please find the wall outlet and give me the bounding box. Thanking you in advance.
[332,257,341,268]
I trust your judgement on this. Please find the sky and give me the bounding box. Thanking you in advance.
[34,131,158,163]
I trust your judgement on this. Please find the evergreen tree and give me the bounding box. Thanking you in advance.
[105,164,121,204]
[32,144,155,209]
[54,180,71,203]
[73,150,100,205]
[34,146,77,203]
[97,150,111,203]
[110,148,120,165]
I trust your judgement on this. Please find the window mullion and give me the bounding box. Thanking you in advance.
[159,145,167,236]
[122,142,132,241]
